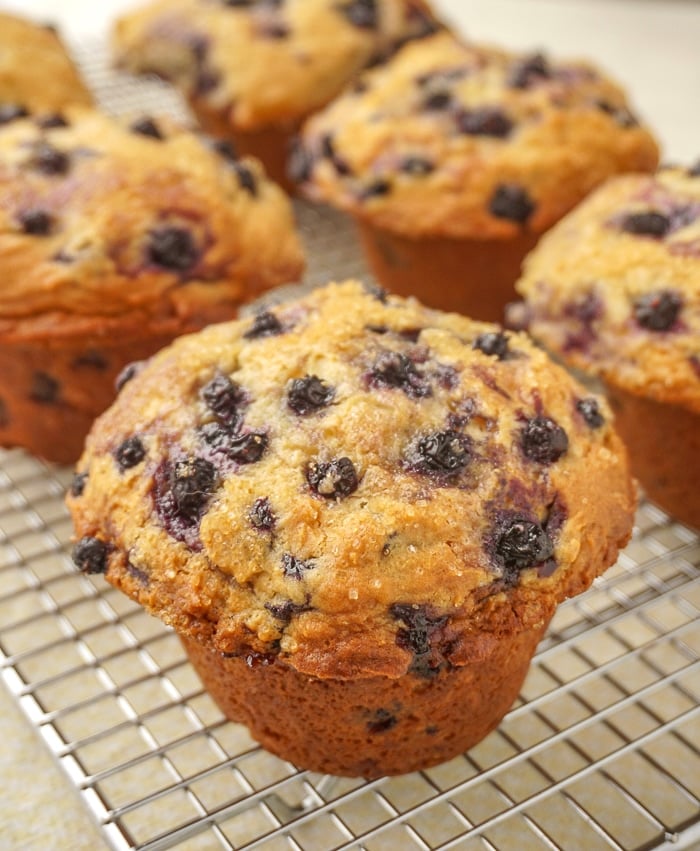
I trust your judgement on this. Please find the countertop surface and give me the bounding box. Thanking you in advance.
[0,1,698,849]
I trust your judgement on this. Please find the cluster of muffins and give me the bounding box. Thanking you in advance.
[0,2,694,780]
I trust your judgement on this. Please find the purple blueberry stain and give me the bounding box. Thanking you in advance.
[307,457,359,499]
[576,397,605,429]
[201,374,245,426]
[287,375,334,415]
[633,290,683,331]
[520,416,569,464]
[72,536,109,574]
[115,436,146,471]
[249,497,276,532]
[281,553,316,581]
[562,291,603,352]
[368,350,431,398]
[404,430,471,479]
[147,226,200,272]
[244,310,284,339]
[287,139,314,184]
[489,184,535,224]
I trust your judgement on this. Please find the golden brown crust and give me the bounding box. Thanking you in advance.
[68,281,635,678]
[513,167,700,412]
[113,0,442,131]
[296,32,659,239]
[0,108,304,337]
[0,13,93,114]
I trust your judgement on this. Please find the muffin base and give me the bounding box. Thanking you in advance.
[0,332,185,465]
[606,386,700,530]
[356,221,541,323]
[181,621,548,778]
[190,99,298,192]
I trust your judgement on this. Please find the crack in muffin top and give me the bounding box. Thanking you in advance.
[511,166,700,412]
[67,281,634,678]
[295,32,658,239]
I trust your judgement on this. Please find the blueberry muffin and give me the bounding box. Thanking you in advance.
[113,0,441,189]
[295,32,659,321]
[67,280,634,777]
[0,12,93,117]
[0,107,304,464]
[510,165,700,529]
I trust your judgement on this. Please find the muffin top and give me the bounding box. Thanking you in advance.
[511,165,700,413]
[68,281,634,680]
[0,107,304,342]
[0,13,93,115]
[113,0,441,131]
[295,32,659,239]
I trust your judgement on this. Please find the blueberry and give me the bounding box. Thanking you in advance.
[368,350,431,398]
[367,709,397,734]
[307,457,359,498]
[422,90,453,111]
[243,651,277,668]
[0,103,29,124]
[406,430,471,477]
[115,436,146,471]
[18,209,53,235]
[287,375,334,415]
[265,597,310,623]
[30,142,70,175]
[233,162,258,195]
[288,139,314,184]
[200,423,268,464]
[201,374,245,425]
[211,138,238,161]
[72,536,109,574]
[170,458,218,519]
[249,497,276,531]
[508,53,551,89]
[576,397,605,429]
[195,68,221,95]
[244,310,283,339]
[489,184,535,223]
[281,552,316,580]
[595,100,637,128]
[457,107,513,138]
[130,116,163,139]
[360,179,392,200]
[70,472,88,497]
[115,360,144,392]
[400,156,435,176]
[30,372,59,404]
[147,226,199,272]
[473,331,511,360]
[390,603,449,677]
[36,112,69,129]
[520,416,569,463]
[338,0,377,29]
[633,290,682,331]
[320,134,352,176]
[493,516,554,574]
[619,211,670,238]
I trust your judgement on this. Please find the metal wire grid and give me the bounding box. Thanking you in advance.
[0,450,699,851]
[0,31,698,851]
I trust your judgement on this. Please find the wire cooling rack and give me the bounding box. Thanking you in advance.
[1,35,700,851]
